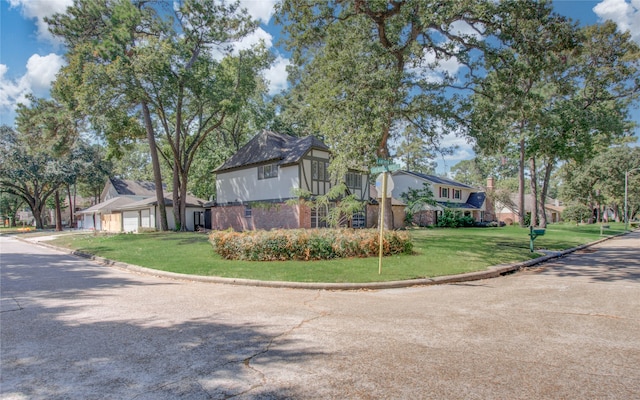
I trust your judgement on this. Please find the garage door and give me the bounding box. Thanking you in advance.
[122,211,139,232]
[141,209,151,228]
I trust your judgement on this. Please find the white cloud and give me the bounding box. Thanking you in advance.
[0,53,65,114]
[412,46,463,83]
[238,0,278,24]
[263,55,290,95]
[8,0,73,45]
[432,130,475,175]
[232,27,273,53]
[449,20,484,40]
[594,0,640,43]
[25,53,65,93]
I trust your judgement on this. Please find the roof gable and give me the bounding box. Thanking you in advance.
[397,171,475,189]
[108,178,163,197]
[215,130,329,172]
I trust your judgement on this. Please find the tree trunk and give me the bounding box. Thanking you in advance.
[179,171,189,231]
[141,101,168,231]
[529,157,538,227]
[172,162,181,231]
[539,159,553,228]
[518,138,526,227]
[54,190,63,231]
[33,203,45,229]
[66,184,74,228]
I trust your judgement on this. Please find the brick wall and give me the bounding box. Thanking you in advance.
[211,203,305,231]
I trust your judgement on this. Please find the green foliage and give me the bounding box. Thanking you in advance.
[290,184,365,228]
[562,204,593,225]
[467,5,639,228]
[0,99,79,229]
[275,0,496,178]
[0,193,24,227]
[400,183,437,225]
[436,209,475,228]
[48,0,272,231]
[559,146,640,220]
[210,229,413,261]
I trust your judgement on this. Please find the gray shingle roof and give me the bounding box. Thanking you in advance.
[109,178,163,196]
[467,192,486,209]
[399,171,475,189]
[214,130,329,172]
[437,201,481,210]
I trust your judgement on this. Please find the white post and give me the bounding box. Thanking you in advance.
[625,170,629,231]
[378,172,388,275]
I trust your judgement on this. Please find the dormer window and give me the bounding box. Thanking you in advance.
[345,172,362,190]
[258,164,278,180]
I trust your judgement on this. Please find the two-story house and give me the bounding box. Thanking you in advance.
[389,171,493,226]
[211,130,368,230]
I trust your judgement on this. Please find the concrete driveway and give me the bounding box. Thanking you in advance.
[1,232,639,399]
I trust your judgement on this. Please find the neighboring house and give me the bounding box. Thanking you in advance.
[211,130,369,230]
[117,194,207,232]
[77,177,207,232]
[77,196,136,232]
[77,178,159,232]
[389,171,494,226]
[495,194,564,225]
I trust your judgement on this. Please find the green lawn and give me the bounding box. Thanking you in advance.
[45,223,627,283]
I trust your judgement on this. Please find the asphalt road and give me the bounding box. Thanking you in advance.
[1,232,639,399]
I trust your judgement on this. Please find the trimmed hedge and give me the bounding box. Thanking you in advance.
[209,228,413,261]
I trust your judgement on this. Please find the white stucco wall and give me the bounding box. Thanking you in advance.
[216,164,300,204]
[390,172,473,204]
[390,173,435,200]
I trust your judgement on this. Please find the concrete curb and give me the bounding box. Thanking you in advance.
[14,230,632,291]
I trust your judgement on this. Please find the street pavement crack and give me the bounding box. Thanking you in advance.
[225,291,329,399]
[0,296,23,313]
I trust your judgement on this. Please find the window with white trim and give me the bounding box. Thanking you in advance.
[258,164,278,180]
[453,189,461,199]
[440,187,449,198]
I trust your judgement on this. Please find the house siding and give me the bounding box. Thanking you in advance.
[216,164,300,204]
[391,172,473,206]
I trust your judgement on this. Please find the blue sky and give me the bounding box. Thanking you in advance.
[1,0,639,173]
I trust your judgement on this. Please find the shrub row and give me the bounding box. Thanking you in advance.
[209,228,413,261]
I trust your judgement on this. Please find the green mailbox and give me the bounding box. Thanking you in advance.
[529,226,545,252]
